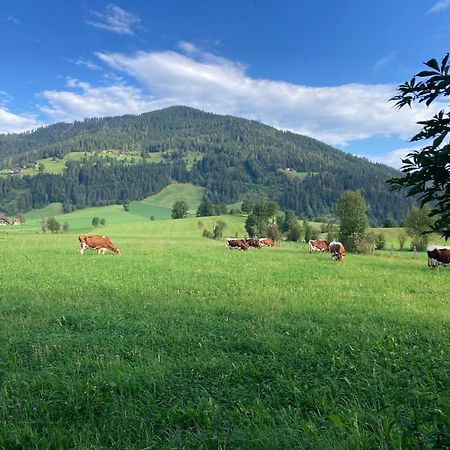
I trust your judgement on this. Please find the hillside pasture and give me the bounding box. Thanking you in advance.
[20,183,206,232]
[0,217,449,449]
[0,150,204,180]
[280,169,318,180]
[141,182,205,211]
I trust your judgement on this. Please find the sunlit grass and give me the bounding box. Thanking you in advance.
[0,218,449,449]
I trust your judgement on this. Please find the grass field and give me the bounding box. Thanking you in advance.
[19,183,206,232]
[0,216,449,449]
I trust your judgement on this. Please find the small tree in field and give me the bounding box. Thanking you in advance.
[336,190,369,252]
[303,220,313,242]
[404,205,435,251]
[267,223,282,242]
[62,222,69,233]
[92,217,100,227]
[171,200,189,219]
[376,233,386,250]
[286,221,302,242]
[46,217,61,233]
[398,229,408,250]
[241,200,254,214]
[213,221,227,239]
[41,218,47,234]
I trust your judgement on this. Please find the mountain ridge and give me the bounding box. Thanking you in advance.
[0,106,413,224]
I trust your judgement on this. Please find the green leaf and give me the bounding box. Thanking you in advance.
[416,70,438,77]
[425,58,439,71]
[432,133,446,148]
[441,53,449,72]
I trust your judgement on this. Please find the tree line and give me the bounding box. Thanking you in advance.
[0,157,187,214]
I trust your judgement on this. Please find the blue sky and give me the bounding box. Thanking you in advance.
[1,1,449,168]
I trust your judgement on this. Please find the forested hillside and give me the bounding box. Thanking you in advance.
[0,106,414,224]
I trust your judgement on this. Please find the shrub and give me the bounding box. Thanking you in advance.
[398,230,407,250]
[267,224,282,242]
[375,233,386,250]
[202,228,213,239]
[355,232,376,254]
[286,223,302,242]
[213,221,227,239]
[46,217,61,234]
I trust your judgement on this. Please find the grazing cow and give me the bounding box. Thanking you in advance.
[79,235,120,255]
[427,245,450,268]
[259,238,274,247]
[226,238,249,251]
[308,239,329,253]
[245,238,261,249]
[329,241,345,261]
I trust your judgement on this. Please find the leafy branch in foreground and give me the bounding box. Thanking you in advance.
[387,53,450,239]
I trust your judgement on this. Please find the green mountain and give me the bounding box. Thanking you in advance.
[0,106,413,224]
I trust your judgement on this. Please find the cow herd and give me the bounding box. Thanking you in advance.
[77,234,449,268]
[308,239,346,261]
[226,237,274,250]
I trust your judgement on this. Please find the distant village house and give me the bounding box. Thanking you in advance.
[7,167,23,175]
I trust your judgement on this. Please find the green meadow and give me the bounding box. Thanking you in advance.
[0,213,449,449]
[19,183,205,233]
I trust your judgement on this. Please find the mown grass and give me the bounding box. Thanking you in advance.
[141,182,205,211]
[0,217,449,449]
[20,183,206,232]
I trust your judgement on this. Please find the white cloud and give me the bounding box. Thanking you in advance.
[427,0,450,13]
[373,51,397,72]
[38,78,156,122]
[93,46,436,146]
[68,58,100,71]
[178,41,199,55]
[0,107,41,134]
[367,146,421,169]
[0,42,434,168]
[87,4,140,35]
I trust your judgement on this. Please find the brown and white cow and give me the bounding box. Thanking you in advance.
[329,241,345,261]
[245,238,261,249]
[226,238,249,251]
[308,239,329,253]
[427,245,450,268]
[259,238,274,247]
[79,235,120,255]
